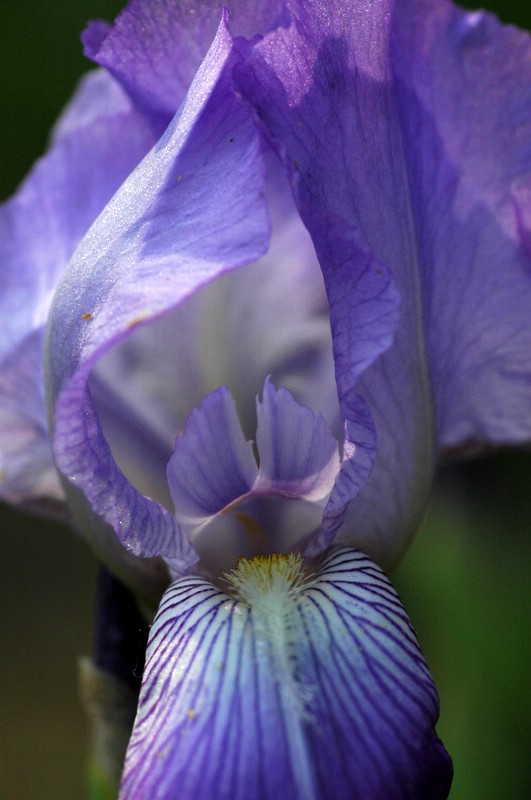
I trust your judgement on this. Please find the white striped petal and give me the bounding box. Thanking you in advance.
[120,546,452,799]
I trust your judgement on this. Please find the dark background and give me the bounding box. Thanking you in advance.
[1,2,530,798]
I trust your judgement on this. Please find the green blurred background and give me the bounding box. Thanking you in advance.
[0,1,530,798]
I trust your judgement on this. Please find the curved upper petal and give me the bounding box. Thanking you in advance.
[236,0,531,567]
[236,2,406,564]
[83,0,289,118]
[0,70,155,509]
[120,546,452,799]
[47,16,269,570]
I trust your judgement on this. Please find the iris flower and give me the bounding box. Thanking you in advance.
[2,0,531,797]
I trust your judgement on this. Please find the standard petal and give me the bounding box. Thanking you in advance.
[48,16,269,567]
[255,377,339,503]
[391,0,531,450]
[167,386,257,525]
[83,0,288,118]
[0,70,155,508]
[237,3,406,563]
[237,0,531,566]
[120,546,451,800]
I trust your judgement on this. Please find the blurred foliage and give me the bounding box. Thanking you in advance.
[0,1,530,798]
[395,452,531,800]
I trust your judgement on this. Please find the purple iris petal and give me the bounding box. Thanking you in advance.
[167,386,257,525]
[0,331,60,508]
[168,378,340,548]
[167,379,340,570]
[255,377,339,503]
[236,0,531,567]
[120,546,451,799]
[48,16,269,569]
[91,153,336,513]
[0,70,154,510]
[83,0,288,119]
[391,2,531,449]
[236,3,404,560]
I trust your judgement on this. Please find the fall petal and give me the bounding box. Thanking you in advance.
[120,546,451,800]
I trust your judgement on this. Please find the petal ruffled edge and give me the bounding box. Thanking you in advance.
[83,0,290,118]
[0,70,155,511]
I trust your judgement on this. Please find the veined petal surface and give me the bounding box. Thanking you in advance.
[0,70,154,508]
[120,546,451,800]
[48,17,269,569]
[237,0,531,566]
[237,0,406,563]
[391,0,531,450]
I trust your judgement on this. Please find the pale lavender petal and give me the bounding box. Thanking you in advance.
[167,386,257,526]
[120,546,451,799]
[50,69,139,143]
[1,70,153,348]
[255,377,339,503]
[238,0,531,566]
[83,0,288,118]
[90,373,174,510]
[48,17,269,566]
[0,70,154,508]
[0,331,61,506]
